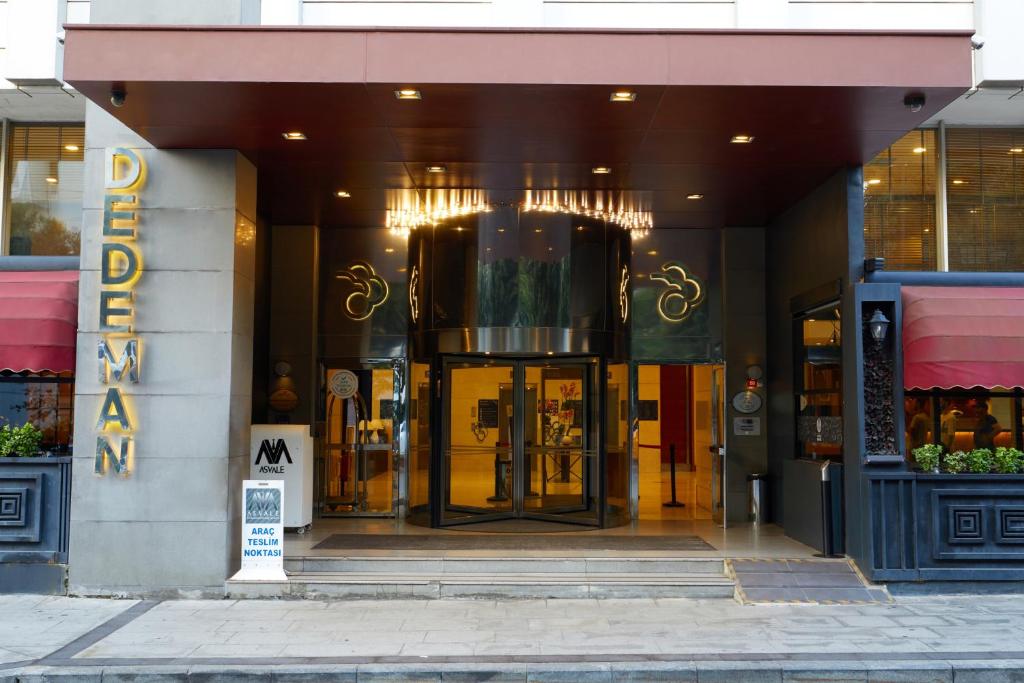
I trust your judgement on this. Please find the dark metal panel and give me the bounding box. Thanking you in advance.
[631,229,722,363]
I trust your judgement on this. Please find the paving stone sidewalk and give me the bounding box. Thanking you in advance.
[3,593,1024,680]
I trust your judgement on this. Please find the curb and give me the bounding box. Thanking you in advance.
[3,658,1023,682]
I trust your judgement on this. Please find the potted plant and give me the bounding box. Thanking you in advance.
[965,448,995,474]
[943,450,968,474]
[912,443,942,473]
[0,422,43,458]
[995,446,1024,474]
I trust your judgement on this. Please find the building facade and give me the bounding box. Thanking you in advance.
[0,0,1021,595]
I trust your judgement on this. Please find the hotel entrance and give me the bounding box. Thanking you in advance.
[438,355,600,527]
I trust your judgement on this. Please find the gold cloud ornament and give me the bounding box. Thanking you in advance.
[337,261,390,321]
[650,262,705,322]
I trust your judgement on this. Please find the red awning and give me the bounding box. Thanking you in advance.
[902,286,1024,390]
[0,270,79,374]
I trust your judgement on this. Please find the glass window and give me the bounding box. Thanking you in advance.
[946,128,1024,272]
[795,304,843,460]
[6,124,85,256]
[0,376,74,452]
[864,129,937,271]
[907,391,1024,456]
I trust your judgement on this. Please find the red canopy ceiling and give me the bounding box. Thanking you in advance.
[902,286,1024,390]
[0,271,79,374]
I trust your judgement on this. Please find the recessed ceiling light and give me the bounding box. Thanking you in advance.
[546,351,554,356]
[912,147,927,154]
[335,190,351,198]
[384,247,395,253]
[1010,147,1024,154]
[686,193,704,200]
[952,179,966,185]
[576,226,585,231]
[45,176,58,184]
[592,166,612,175]
[455,226,465,232]
[397,267,407,272]
[426,164,447,173]
[610,90,637,103]
[730,134,754,144]
[534,228,543,233]
[282,131,307,141]
[64,144,80,152]
[395,89,422,100]
[867,179,882,186]
[497,228,506,233]
[647,250,658,256]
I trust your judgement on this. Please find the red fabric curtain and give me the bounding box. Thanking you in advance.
[902,286,1024,390]
[0,271,79,374]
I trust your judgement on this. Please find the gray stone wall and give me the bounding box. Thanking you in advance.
[69,103,256,595]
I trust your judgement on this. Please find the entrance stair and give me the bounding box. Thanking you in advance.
[227,556,735,599]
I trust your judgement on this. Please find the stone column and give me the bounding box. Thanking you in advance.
[69,103,256,595]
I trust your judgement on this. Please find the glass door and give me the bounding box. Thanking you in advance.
[319,362,400,516]
[439,355,600,526]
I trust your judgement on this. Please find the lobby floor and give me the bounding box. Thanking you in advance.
[284,518,818,559]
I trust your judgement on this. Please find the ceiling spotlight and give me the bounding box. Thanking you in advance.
[647,250,658,256]
[952,179,966,185]
[395,89,422,100]
[45,176,58,184]
[534,228,543,233]
[912,147,927,154]
[686,193,704,200]
[867,179,882,186]
[335,190,351,198]
[610,90,637,103]
[1010,147,1024,154]
[730,134,754,144]
[282,131,307,141]
[384,247,395,253]
[592,166,612,175]
[64,144,80,152]
[497,228,506,233]
[426,164,447,173]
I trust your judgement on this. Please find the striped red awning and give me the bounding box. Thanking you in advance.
[0,270,79,374]
[902,286,1024,390]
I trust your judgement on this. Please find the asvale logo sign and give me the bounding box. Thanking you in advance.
[255,438,293,474]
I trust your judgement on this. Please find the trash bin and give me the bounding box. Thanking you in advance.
[747,473,767,525]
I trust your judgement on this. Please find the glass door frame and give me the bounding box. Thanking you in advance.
[316,357,405,518]
[628,361,728,527]
[433,353,604,528]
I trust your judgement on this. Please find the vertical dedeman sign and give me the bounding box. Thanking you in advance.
[94,148,146,476]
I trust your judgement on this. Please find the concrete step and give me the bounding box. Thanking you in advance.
[283,556,725,575]
[227,569,735,599]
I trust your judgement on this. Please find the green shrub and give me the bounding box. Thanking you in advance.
[965,448,994,474]
[995,447,1024,474]
[912,443,942,472]
[944,450,969,474]
[0,423,43,458]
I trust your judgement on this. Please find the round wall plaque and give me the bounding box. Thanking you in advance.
[731,390,763,414]
[328,369,359,400]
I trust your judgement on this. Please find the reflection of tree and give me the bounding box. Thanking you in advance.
[9,203,80,255]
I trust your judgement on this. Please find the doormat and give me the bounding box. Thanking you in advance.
[728,558,892,605]
[313,533,715,551]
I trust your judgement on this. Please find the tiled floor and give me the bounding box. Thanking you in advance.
[285,518,819,559]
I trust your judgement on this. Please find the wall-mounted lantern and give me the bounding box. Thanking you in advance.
[866,309,891,346]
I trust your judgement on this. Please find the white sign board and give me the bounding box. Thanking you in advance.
[231,480,287,582]
[251,425,313,529]
[734,417,761,436]
[328,369,359,399]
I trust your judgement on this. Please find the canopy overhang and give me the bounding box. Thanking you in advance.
[902,286,1024,391]
[0,270,79,375]
[63,26,972,229]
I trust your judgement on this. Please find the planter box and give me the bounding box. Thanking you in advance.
[868,472,1024,581]
[0,456,71,594]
